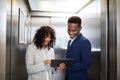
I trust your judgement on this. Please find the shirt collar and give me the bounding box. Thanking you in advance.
[70,36,77,42]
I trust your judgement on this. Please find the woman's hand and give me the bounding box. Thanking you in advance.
[57,63,65,70]
[43,60,51,65]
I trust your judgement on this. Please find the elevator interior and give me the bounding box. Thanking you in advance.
[0,0,120,80]
[1,0,101,80]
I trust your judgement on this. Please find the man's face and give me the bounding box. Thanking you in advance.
[68,23,81,39]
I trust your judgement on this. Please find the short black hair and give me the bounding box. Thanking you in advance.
[33,26,56,50]
[68,16,82,26]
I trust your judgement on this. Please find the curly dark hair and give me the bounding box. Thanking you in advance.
[33,26,56,50]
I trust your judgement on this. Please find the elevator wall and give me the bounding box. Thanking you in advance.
[5,0,30,80]
[0,0,7,80]
[1,0,120,80]
[117,0,120,79]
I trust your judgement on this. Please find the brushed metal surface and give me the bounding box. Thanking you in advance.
[117,0,120,80]
[100,0,109,80]
[0,0,7,80]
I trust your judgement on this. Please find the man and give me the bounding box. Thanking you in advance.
[65,16,92,80]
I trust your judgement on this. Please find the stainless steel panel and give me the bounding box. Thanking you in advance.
[11,1,29,80]
[0,0,7,80]
[82,17,101,50]
[6,0,30,80]
[88,51,101,80]
[117,0,120,80]
[109,0,117,79]
[101,0,109,80]
[15,43,28,80]
[6,0,12,80]
[101,0,119,80]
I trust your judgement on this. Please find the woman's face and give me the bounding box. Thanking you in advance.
[43,34,51,47]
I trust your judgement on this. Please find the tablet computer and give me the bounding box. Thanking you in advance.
[51,58,74,67]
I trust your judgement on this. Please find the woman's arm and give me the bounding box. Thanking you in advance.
[25,44,46,74]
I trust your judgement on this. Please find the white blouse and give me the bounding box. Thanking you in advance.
[26,43,57,80]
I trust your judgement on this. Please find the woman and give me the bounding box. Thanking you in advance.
[26,26,64,80]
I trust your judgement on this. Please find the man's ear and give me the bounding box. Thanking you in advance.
[79,26,82,31]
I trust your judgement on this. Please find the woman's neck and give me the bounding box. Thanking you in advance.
[42,45,47,49]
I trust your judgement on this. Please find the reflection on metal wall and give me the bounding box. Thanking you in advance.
[10,0,29,80]
[0,0,7,80]
[16,43,28,80]
[100,0,108,80]
[82,16,101,51]
[117,0,120,80]
[6,0,12,80]
[88,51,100,80]
[5,0,30,80]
